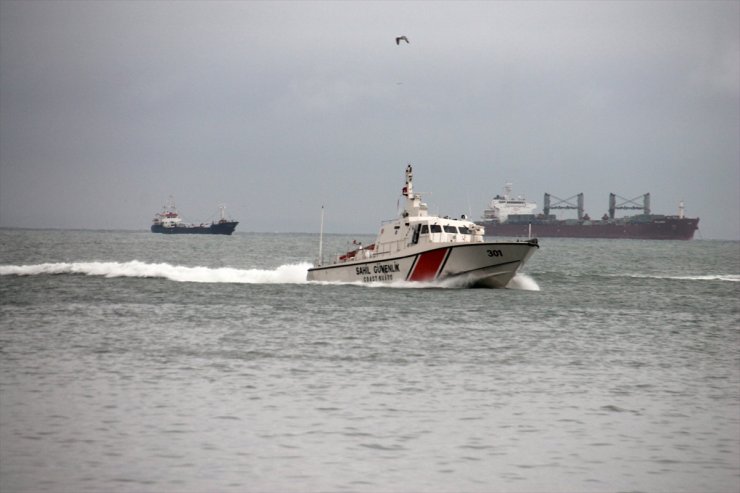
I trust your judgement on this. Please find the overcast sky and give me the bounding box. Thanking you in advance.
[1,1,738,239]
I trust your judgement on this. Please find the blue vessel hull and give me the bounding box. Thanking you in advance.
[150,221,238,235]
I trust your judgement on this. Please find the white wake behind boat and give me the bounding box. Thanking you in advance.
[307,165,539,287]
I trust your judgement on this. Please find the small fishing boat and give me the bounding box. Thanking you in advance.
[307,165,539,287]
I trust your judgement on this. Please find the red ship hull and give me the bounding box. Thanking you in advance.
[482,217,699,240]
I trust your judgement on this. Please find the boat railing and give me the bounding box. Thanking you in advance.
[333,244,376,264]
[369,242,395,258]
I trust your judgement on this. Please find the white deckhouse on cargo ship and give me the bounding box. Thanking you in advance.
[481,183,538,223]
[306,165,539,287]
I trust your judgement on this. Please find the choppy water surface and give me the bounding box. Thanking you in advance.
[1,230,738,492]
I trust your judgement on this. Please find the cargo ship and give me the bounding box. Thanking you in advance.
[151,197,238,235]
[480,184,699,240]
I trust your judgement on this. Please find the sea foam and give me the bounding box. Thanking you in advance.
[627,273,740,282]
[505,273,541,291]
[0,260,543,289]
[0,261,312,284]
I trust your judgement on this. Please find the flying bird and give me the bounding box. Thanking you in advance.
[395,36,409,45]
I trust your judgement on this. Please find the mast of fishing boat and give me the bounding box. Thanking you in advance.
[317,205,325,267]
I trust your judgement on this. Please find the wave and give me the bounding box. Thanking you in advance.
[627,273,740,282]
[0,261,541,290]
[505,273,541,291]
[0,261,312,284]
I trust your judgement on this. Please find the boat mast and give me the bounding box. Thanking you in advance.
[401,164,427,217]
[318,205,325,266]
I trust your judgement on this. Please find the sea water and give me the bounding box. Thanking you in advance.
[0,230,738,493]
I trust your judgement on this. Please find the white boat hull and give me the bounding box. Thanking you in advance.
[307,240,538,287]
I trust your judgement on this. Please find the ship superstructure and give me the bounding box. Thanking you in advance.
[481,183,538,223]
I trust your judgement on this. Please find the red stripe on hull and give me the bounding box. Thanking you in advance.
[408,249,448,281]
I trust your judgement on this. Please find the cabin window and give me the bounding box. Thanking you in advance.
[411,224,421,245]
[420,225,429,234]
[458,226,471,235]
[443,225,457,233]
[430,225,442,233]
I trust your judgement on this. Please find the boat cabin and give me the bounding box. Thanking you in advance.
[330,165,485,264]
[369,216,485,259]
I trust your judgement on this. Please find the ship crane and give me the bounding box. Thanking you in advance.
[609,193,650,219]
[543,193,585,221]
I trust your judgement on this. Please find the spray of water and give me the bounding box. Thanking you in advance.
[505,273,541,291]
[1,261,543,290]
[0,261,312,284]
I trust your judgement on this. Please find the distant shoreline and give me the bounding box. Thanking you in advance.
[0,227,737,241]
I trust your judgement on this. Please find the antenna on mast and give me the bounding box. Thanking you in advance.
[317,205,325,267]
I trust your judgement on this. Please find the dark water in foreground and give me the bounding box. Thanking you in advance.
[1,230,738,493]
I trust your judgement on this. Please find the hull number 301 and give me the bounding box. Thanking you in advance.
[487,249,503,257]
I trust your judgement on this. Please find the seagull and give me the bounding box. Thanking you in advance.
[395,36,409,45]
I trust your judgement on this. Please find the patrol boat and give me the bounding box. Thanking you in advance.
[306,165,539,287]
